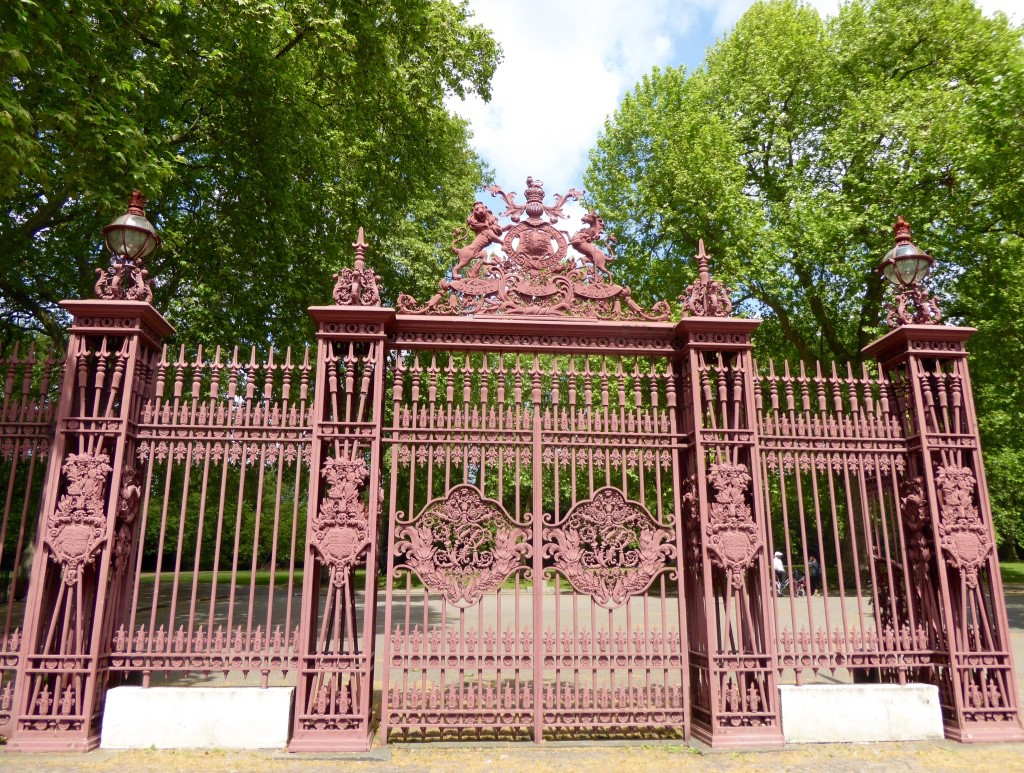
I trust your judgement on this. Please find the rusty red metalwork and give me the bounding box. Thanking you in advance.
[881,217,942,327]
[1,185,1021,751]
[397,178,670,321]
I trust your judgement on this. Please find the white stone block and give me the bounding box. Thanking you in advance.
[779,683,943,743]
[100,686,294,749]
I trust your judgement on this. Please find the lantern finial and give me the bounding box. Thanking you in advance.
[879,216,941,328]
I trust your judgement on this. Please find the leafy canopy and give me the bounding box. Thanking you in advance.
[586,0,1024,363]
[586,0,1024,550]
[0,0,500,349]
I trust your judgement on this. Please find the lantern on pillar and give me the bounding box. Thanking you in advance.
[878,216,942,327]
[95,190,161,302]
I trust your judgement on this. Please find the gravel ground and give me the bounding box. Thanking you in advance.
[2,740,1024,773]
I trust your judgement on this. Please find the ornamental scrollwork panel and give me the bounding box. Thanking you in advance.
[45,451,113,586]
[310,456,372,586]
[705,462,761,590]
[394,485,531,606]
[935,464,991,589]
[543,487,676,609]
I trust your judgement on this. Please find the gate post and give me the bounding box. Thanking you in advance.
[290,230,394,751]
[865,323,1024,741]
[674,242,784,748]
[8,194,172,750]
[9,303,169,751]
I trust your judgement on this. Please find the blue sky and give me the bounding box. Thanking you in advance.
[451,0,1021,207]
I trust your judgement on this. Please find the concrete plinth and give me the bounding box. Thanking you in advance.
[100,686,294,749]
[779,683,943,743]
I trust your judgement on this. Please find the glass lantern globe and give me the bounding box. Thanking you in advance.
[102,190,161,261]
[879,216,933,289]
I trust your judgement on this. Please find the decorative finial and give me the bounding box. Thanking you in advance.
[127,190,147,216]
[879,216,941,328]
[352,227,367,272]
[332,226,382,306]
[680,239,733,317]
[892,215,912,245]
[695,239,711,284]
[487,175,583,224]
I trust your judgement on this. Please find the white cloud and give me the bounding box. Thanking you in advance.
[452,0,1022,206]
[451,1,704,199]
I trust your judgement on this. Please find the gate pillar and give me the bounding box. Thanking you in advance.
[8,300,171,750]
[290,230,394,751]
[865,324,1024,742]
[674,243,783,748]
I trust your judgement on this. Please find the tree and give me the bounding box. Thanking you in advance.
[585,0,1024,549]
[0,0,500,349]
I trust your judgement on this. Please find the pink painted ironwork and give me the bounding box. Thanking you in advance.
[397,177,670,321]
[109,343,313,684]
[289,232,393,751]
[679,240,733,318]
[881,217,942,328]
[867,325,1023,741]
[754,358,927,684]
[677,317,784,747]
[8,301,172,750]
[2,183,1021,750]
[0,342,62,739]
[332,227,382,306]
[380,346,689,742]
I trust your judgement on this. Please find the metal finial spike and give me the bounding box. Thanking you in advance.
[696,239,710,283]
[353,227,368,271]
[127,189,147,216]
[893,216,912,245]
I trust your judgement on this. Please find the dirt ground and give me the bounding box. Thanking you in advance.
[2,740,1024,773]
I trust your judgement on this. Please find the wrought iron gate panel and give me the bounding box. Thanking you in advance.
[109,344,313,683]
[0,343,61,738]
[381,347,688,741]
[753,358,934,683]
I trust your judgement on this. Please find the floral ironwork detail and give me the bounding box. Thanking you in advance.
[332,227,382,306]
[396,177,671,321]
[311,457,371,586]
[935,465,991,589]
[394,485,530,606]
[45,451,112,585]
[704,462,761,589]
[543,487,676,608]
[680,240,733,317]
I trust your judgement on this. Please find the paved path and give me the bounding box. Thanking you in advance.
[2,587,1022,770]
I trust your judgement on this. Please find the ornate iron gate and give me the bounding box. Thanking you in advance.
[378,179,691,740]
[380,345,687,741]
[2,182,1022,752]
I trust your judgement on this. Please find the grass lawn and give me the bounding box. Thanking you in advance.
[1000,561,1024,585]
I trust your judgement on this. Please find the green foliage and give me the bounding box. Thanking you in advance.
[586,0,1024,549]
[0,0,500,349]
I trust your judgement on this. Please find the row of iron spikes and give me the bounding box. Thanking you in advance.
[755,358,897,417]
[391,351,670,406]
[150,343,313,404]
[1,341,62,402]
